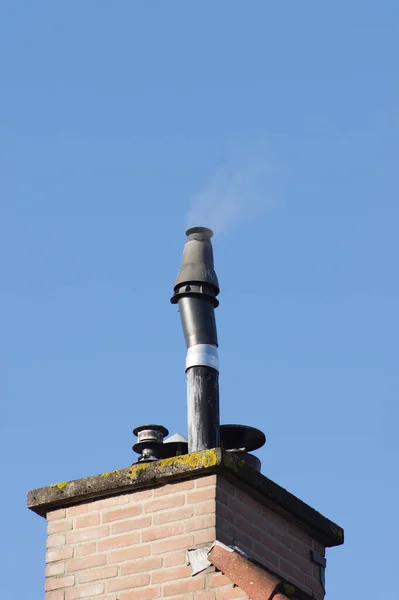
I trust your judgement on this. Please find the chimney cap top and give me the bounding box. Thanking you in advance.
[185,226,214,239]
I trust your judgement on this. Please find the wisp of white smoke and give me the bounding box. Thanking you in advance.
[186,159,272,235]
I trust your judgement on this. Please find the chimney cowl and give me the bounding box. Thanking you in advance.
[132,424,169,463]
[171,227,220,306]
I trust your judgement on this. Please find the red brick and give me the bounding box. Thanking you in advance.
[109,544,151,564]
[291,538,312,559]
[45,592,65,600]
[152,534,194,554]
[286,550,313,575]
[66,583,104,599]
[235,490,261,513]
[197,593,216,600]
[67,554,106,572]
[75,514,100,529]
[267,524,291,547]
[77,565,118,583]
[162,578,205,596]
[153,506,194,525]
[103,504,142,523]
[196,500,215,516]
[195,528,216,545]
[235,517,262,542]
[279,558,306,585]
[47,534,66,549]
[46,561,66,577]
[98,531,140,551]
[151,565,191,583]
[305,574,324,599]
[47,547,73,563]
[108,573,150,592]
[145,495,185,513]
[154,480,195,496]
[48,520,73,534]
[47,509,66,521]
[216,487,229,506]
[68,525,109,544]
[73,541,97,557]
[216,500,233,522]
[218,477,236,494]
[45,576,75,591]
[111,515,152,534]
[227,498,253,523]
[253,542,280,569]
[187,488,215,504]
[142,523,184,542]
[261,506,287,528]
[261,532,288,557]
[216,588,247,600]
[127,489,153,501]
[67,505,88,517]
[216,516,231,538]
[163,550,187,567]
[120,587,160,600]
[287,523,312,545]
[187,515,216,532]
[121,556,162,575]
[196,475,217,487]
[89,495,129,511]
[208,572,231,588]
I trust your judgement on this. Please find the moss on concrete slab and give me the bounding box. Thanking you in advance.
[27,448,344,548]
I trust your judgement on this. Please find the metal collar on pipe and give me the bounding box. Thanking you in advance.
[186,344,219,372]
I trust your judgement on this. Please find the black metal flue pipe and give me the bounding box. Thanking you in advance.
[171,227,220,453]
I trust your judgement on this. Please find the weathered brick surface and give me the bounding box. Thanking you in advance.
[46,547,73,563]
[45,591,65,600]
[47,534,66,548]
[48,519,73,534]
[68,554,107,573]
[47,508,66,521]
[73,541,97,557]
[121,556,162,576]
[45,561,66,577]
[75,514,100,529]
[66,582,104,598]
[67,505,88,517]
[108,544,150,563]
[43,474,325,600]
[163,549,187,567]
[45,575,75,591]
[119,587,160,600]
[103,504,142,523]
[215,477,325,599]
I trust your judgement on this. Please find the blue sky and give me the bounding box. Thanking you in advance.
[1,2,398,598]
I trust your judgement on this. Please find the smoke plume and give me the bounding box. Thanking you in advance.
[186,159,272,235]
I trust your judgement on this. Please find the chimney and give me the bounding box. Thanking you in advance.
[28,227,344,600]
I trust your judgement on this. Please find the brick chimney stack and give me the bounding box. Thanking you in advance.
[28,449,343,600]
[28,228,343,598]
